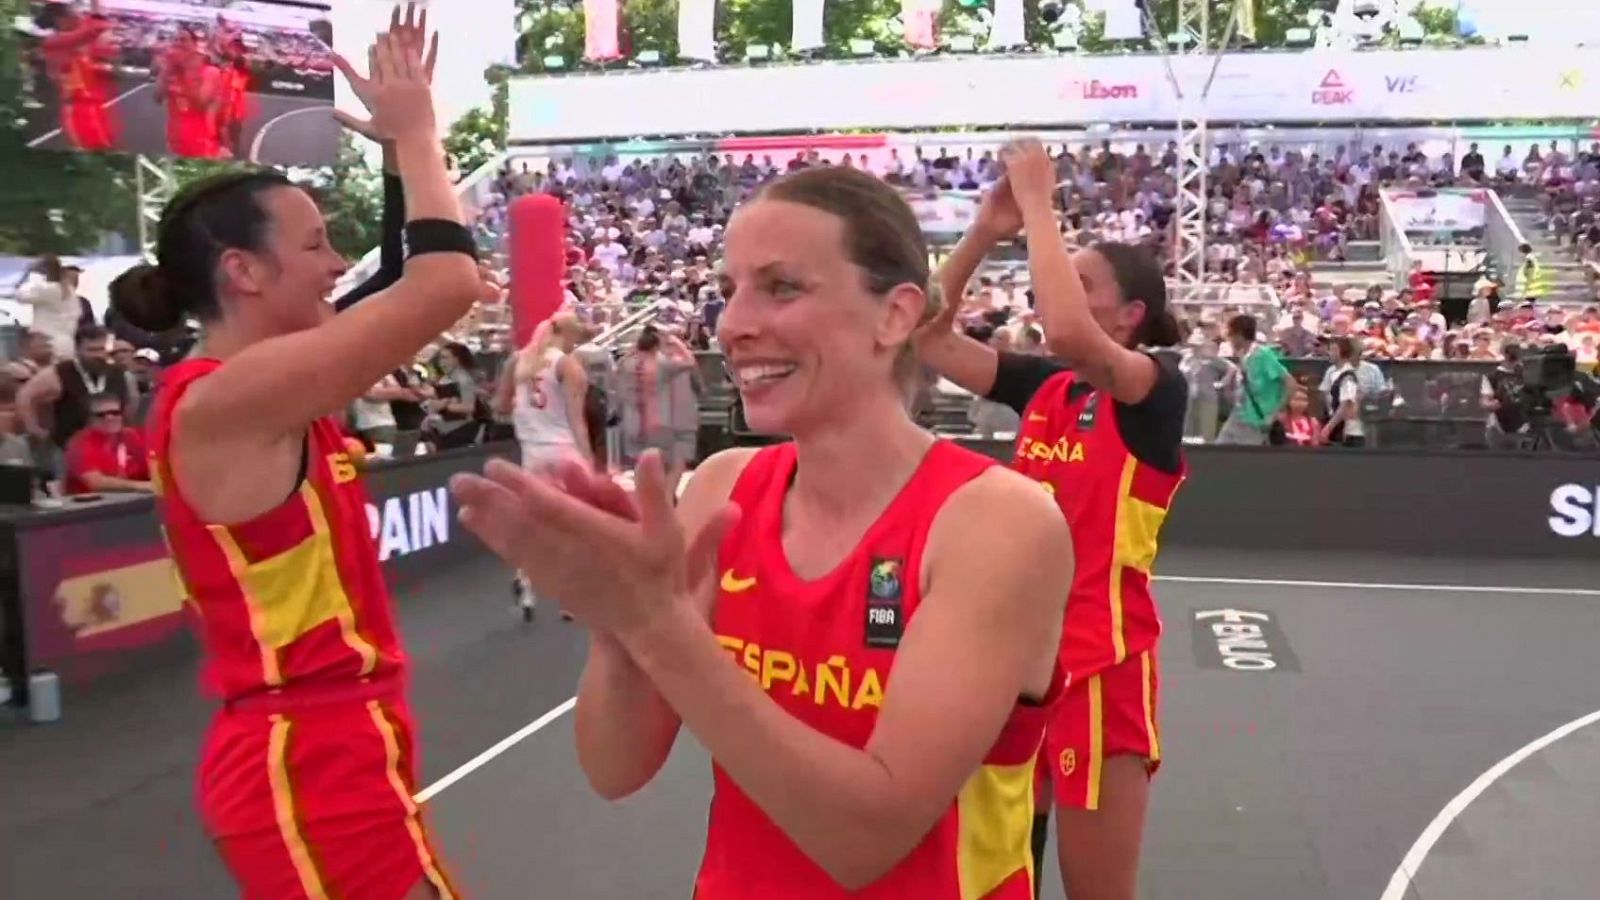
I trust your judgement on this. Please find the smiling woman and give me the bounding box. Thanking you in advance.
[451,165,1077,898]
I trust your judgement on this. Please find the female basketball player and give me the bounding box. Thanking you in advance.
[915,139,1188,900]
[36,0,117,152]
[454,166,1075,898]
[110,23,481,900]
[497,312,593,621]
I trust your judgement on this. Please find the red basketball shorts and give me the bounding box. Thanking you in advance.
[200,693,458,900]
[1035,649,1162,811]
[63,101,115,151]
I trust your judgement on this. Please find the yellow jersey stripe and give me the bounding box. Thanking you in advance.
[1086,675,1105,811]
[954,757,1038,900]
[266,716,331,900]
[209,526,283,688]
[1142,651,1161,763]
[302,483,379,677]
[1108,457,1139,665]
[367,702,457,900]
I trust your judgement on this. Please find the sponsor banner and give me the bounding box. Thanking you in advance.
[6,444,512,686]
[958,440,1600,560]
[510,47,1599,142]
[1386,188,1489,232]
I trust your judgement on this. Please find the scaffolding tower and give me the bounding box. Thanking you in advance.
[1148,0,1247,287]
[134,156,177,259]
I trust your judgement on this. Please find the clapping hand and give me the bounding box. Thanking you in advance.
[998,138,1058,215]
[451,452,740,637]
[333,3,439,145]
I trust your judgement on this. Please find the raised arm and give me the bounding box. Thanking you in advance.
[177,31,481,447]
[911,184,1020,398]
[1003,139,1161,405]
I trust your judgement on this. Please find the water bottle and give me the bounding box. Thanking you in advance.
[28,671,60,724]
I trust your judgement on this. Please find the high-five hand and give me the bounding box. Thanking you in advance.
[333,3,439,143]
[998,138,1058,214]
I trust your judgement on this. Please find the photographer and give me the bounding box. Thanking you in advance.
[1483,343,1600,452]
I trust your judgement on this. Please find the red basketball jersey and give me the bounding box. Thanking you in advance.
[1011,371,1185,685]
[696,441,1060,900]
[146,359,406,701]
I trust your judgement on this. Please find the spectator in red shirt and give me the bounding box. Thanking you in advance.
[63,392,151,495]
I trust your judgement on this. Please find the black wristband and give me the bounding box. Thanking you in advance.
[403,219,478,262]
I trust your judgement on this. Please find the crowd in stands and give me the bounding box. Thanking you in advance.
[5,136,1597,475]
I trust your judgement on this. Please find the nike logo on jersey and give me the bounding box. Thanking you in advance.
[721,570,758,593]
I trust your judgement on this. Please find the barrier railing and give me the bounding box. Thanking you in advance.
[1377,190,1415,290]
[1483,189,1528,287]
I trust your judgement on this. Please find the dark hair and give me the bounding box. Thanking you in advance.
[636,324,662,352]
[88,391,123,411]
[1091,242,1179,348]
[110,170,297,334]
[77,325,110,347]
[439,342,476,372]
[1226,313,1259,343]
[1330,335,1358,361]
[35,255,64,282]
[34,2,72,29]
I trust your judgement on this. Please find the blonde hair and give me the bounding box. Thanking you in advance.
[514,312,589,383]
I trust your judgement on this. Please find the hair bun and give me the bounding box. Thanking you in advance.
[110,263,183,333]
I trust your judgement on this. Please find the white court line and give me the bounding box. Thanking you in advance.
[247,105,330,163]
[413,696,576,804]
[1379,708,1600,900]
[26,81,151,148]
[1156,575,1600,598]
[411,573,1600,804]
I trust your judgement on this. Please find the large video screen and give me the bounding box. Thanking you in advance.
[18,0,336,167]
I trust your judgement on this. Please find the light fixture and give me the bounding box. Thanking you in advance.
[850,38,876,56]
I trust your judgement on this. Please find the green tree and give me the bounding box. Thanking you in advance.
[0,0,137,255]
[300,135,384,260]
[444,68,512,179]
[1409,2,1459,39]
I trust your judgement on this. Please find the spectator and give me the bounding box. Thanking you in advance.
[17,325,130,454]
[62,392,151,495]
[1320,336,1367,448]
[4,330,55,384]
[16,257,85,359]
[1216,314,1292,445]
[1278,387,1321,447]
[0,382,33,467]
[421,342,485,451]
[614,325,699,492]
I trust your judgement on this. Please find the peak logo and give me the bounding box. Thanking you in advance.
[1312,69,1353,106]
[1070,79,1139,101]
[1385,75,1419,94]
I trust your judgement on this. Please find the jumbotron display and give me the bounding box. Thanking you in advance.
[19,0,336,166]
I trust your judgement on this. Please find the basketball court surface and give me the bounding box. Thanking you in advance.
[3,546,1597,899]
[26,74,337,167]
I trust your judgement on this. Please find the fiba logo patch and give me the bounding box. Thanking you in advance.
[869,559,902,600]
[1059,748,1077,777]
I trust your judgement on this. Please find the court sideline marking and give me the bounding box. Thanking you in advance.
[412,574,1600,803]
[248,105,330,164]
[26,81,151,148]
[1379,708,1600,900]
